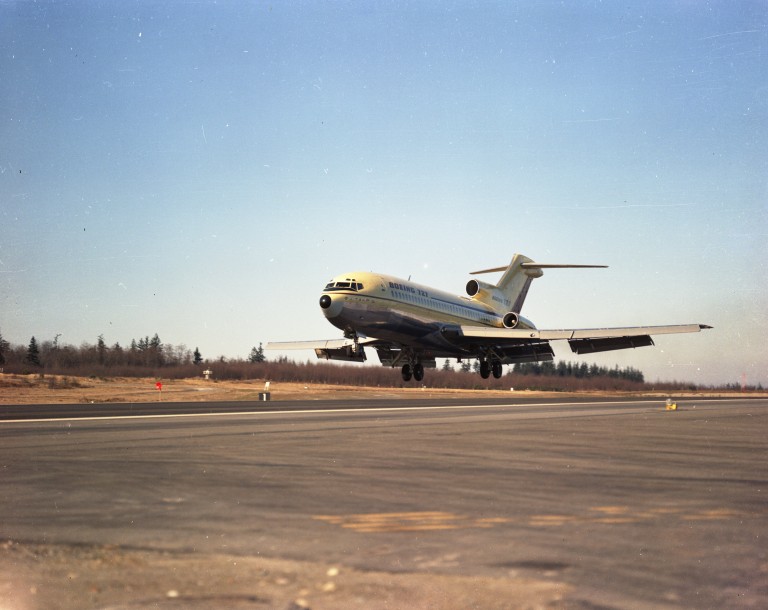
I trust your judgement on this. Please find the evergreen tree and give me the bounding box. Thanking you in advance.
[441,359,452,371]
[249,343,265,363]
[111,342,123,366]
[0,328,8,366]
[149,333,163,366]
[26,336,42,367]
[97,334,107,365]
[149,333,161,351]
[193,347,203,365]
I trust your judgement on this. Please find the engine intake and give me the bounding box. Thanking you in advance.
[503,312,519,329]
[466,278,496,297]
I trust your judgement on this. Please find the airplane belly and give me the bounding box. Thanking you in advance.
[334,297,443,344]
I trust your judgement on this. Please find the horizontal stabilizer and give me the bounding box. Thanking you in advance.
[471,263,607,274]
[521,263,608,269]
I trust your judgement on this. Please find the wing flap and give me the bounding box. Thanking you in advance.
[265,337,380,351]
[265,339,355,351]
[569,335,654,354]
[495,342,555,364]
[265,337,379,363]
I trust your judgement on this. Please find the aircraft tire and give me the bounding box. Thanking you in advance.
[413,363,424,382]
[401,364,413,382]
[480,360,491,379]
[492,361,503,379]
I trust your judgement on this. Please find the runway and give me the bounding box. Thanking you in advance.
[1,397,766,609]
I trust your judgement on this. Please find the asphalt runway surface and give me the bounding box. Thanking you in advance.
[1,397,766,609]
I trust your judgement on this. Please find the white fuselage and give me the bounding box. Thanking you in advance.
[320,271,535,352]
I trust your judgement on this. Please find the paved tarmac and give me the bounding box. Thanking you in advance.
[1,397,766,609]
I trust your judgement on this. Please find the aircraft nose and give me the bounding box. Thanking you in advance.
[319,294,343,319]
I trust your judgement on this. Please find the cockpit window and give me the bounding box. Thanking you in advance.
[323,280,363,292]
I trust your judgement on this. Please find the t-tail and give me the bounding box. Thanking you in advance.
[466,254,607,327]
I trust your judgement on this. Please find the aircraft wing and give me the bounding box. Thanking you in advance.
[449,323,712,355]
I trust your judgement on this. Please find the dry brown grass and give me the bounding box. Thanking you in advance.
[0,373,756,405]
[0,373,522,404]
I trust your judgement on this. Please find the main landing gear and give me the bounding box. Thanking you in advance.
[401,359,503,382]
[479,359,503,380]
[401,362,424,382]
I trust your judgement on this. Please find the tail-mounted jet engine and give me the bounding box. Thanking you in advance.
[503,312,519,328]
[467,279,516,320]
[466,279,494,297]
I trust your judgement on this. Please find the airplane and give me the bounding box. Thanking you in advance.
[266,254,711,382]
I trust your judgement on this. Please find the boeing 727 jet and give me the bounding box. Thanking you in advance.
[266,253,711,382]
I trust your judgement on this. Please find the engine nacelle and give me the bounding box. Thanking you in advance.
[466,279,495,297]
[503,312,519,329]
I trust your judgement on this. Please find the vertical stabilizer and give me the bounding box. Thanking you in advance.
[469,254,607,315]
[495,254,543,314]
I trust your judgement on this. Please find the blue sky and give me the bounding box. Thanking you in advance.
[1,1,766,386]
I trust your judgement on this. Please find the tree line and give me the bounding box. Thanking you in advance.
[511,360,645,383]
[0,328,266,374]
[0,328,761,392]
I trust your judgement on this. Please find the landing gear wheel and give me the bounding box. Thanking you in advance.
[401,364,413,382]
[413,362,424,382]
[480,360,491,379]
[492,360,503,379]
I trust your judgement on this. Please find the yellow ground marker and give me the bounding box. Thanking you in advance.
[314,506,751,533]
[314,512,511,533]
